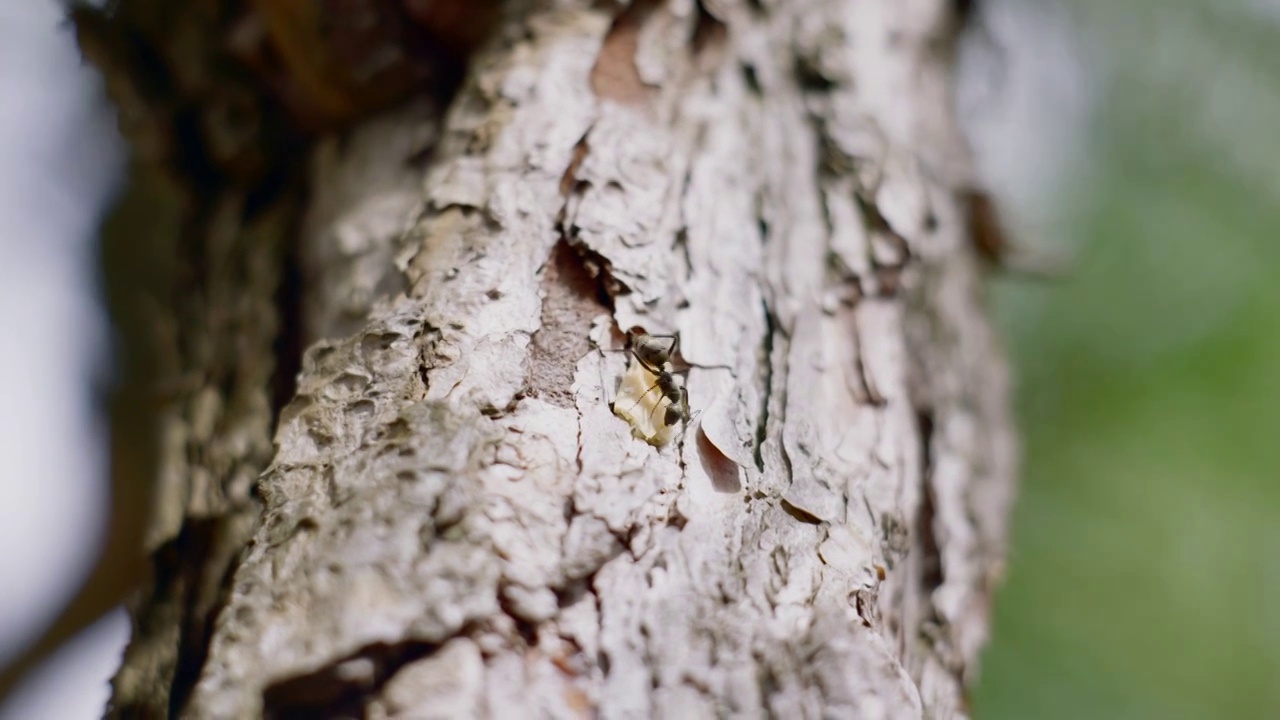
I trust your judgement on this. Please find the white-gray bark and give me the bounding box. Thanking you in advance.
[180,1,1016,717]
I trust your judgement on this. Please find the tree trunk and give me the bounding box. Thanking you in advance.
[85,0,1016,717]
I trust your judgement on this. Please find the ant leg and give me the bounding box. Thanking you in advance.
[632,354,661,376]
[622,377,663,415]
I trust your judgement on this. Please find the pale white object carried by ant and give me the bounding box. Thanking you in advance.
[611,332,690,447]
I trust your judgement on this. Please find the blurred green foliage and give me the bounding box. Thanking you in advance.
[976,2,1280,718]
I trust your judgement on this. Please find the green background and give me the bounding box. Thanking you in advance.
[976,2,1280,718]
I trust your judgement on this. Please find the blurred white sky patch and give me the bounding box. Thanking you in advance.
[0,0,125,709]
[957,0,1096,241]
[0,609,128,720]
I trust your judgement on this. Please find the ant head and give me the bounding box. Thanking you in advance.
[628,330,679,370]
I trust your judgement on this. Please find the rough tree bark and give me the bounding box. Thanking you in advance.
[81,0,1016,717]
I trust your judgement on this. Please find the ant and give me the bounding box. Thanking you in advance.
[615,332,691,434]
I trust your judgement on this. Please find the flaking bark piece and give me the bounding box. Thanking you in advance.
[611,352,680,446]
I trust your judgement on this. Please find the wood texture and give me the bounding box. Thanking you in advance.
[103,0,1016,717]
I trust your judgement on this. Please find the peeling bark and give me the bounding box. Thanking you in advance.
[102,0,1015,717]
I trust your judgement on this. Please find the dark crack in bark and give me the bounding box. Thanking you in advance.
[262,641,439,720]
[915,410,943,597]
[753,299,776,472]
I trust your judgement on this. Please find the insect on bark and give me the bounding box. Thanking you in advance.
[611,332,690,446]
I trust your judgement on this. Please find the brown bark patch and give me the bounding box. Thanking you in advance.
[590,1,659,106]
[529,241,609,407]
